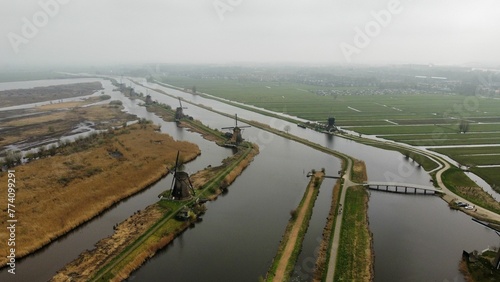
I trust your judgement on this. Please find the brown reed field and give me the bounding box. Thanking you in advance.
[0,124,200,266]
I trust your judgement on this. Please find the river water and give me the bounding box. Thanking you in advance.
[0,77,498,282]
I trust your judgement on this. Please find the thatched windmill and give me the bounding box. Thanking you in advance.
[221,114,250,146]
[175,97,188,122]
[168,151,195,200]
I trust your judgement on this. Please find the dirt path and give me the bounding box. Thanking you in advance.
[326,158,353,281]
[272,172,323,282]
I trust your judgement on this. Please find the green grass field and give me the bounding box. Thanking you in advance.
[431,146,500,166]
[160,76,500,188]
[334,186,372,281]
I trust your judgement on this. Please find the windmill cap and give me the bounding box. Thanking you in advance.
[175,171,189,179]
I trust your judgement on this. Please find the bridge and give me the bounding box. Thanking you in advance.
[362,181,444,195]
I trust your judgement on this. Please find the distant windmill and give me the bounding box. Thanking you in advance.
[168,151,195,200]
[221,114,251,146]
[175,97,188,121]
[327,105,336,133]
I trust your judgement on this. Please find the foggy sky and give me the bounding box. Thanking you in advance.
[1,0,500,68]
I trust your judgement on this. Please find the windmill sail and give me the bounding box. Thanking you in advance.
[221,114,251,145]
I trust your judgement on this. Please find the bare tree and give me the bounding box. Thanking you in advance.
[459,120,470,133]
[284,125,291,134]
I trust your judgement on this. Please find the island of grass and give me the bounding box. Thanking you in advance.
[0,123,200,266]
[265,170,324,282]
[332,186,373,281]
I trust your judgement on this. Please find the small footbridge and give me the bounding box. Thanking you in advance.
[362,181,444,195]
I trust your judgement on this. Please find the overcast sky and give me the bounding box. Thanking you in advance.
[1,0,499,68]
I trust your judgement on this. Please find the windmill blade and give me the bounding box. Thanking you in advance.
[169,172,176,197]
[169,151,180,197]
[187,177,195,196]
[234,114,251,128]
[174,150,180,170]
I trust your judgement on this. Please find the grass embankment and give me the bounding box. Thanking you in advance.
[0,124,200,266]
[148,101,227,144]
[80,142,258,282]
[442,168,500,215]
[123,83,228,145]
[266,171,324,282]
[335,160,373,282]
[313,180,342,281]
[432,146,500,194]
[356,138,438,171]
[334,186,372,282]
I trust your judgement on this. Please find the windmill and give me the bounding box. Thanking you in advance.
[175,97,188,121]
[326,104,336,133]
[168,151,195,200]
[221,114,251,146]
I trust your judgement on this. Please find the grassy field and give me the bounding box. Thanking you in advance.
[442,167,500,214]
[432,146,500,166]
[160,76,500,189]
[160,76,500,126]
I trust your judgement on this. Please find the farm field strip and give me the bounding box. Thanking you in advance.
[431,146,500,166]
[431,146,500,156]
[346,123,500,135]
[471,167,500,188]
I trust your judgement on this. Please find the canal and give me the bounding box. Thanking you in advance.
[0,77,497,281]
